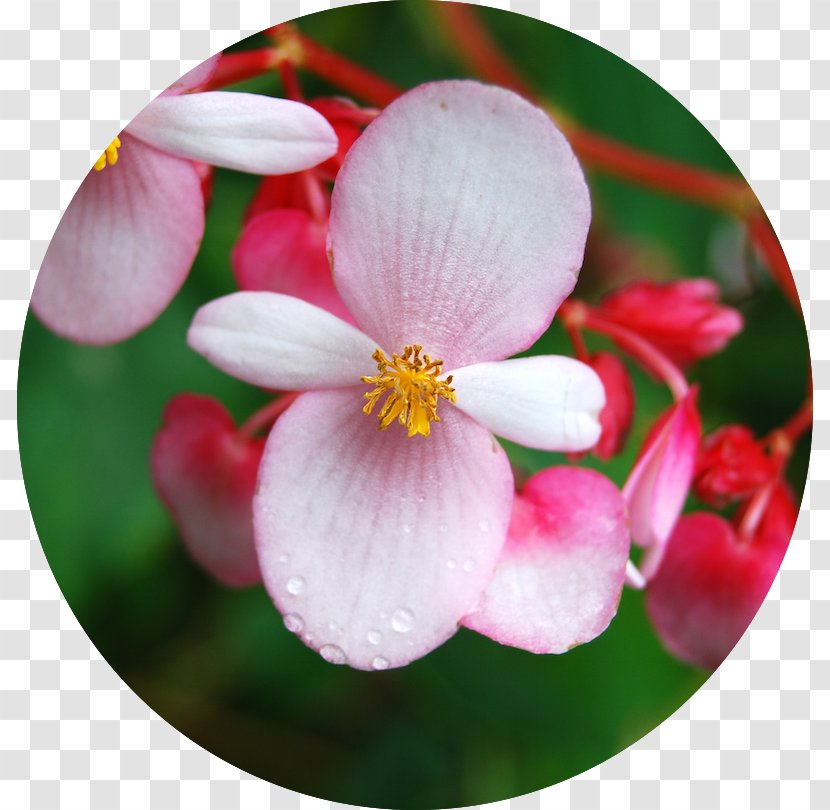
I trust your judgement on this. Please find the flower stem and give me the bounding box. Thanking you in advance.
[746,212,801,311]
[269,25,402,107]
[561,300,689,401]
[205,48,281,89]
[238,393,300,439]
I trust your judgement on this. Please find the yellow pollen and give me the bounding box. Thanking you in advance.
[361,345,457,438]
[93,136,121,171]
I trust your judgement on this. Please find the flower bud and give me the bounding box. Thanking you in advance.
[586,352,635,460]
[595,279,743,365]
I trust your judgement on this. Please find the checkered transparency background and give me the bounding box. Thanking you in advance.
[0,0,825,807]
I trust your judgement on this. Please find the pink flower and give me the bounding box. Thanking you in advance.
[462,467,630,653]
[31,55,338,345]
[624,390,701,580]
[594,279,743,366]
[646,483,796,669]
[151,394,264,587]
[187,81,607,669]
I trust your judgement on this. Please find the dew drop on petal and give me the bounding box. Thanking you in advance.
[283,613,304,633]
[391,608,415,633]
[447,559,457,569]
[439,524,448,534]
[462,559,476,572]
[479,519,490,532]
[367,630,382,645]
[402,523,413,534]
[278,554,289,564]
[286,576,305,595]
[372,656,390,671]
[328,621,342,635]
[320,644,347,665]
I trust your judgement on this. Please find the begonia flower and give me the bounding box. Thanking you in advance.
[593,279,743,366]
[187,81,608,670]
[693,424,775,506]
[586,352,635,460]
[646,483,796,669]
[624,390,701,581]
[462,467,630,653]
[152,394,264,587]
[31,55,338,346]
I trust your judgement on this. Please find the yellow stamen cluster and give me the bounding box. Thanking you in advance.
[93,137,121,172]
[361,345,457,438]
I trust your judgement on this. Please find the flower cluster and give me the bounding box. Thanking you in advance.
[35,34,808,673]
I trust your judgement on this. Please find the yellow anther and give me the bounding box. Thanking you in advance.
[361,345,457,438]
[93,136,121,172]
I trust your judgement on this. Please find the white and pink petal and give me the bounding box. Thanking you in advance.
[254,389,515,670]
[463,467,630,653]
[329,80,590,368]
[187,292,378,391]
[128,92,338,175]
[449,356,604,452]
[31,134,204,345]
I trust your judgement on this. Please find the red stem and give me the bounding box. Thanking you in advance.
[239,393,300,439]
[561,300,689,401]
[746,212,801,311]
[205,48,279,89]
[270,25,402,107]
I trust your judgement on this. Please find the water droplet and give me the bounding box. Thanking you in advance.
[319,644,347,665]
[304,633,314,642]
[379,611,388,620]
[479,519,490,532]
[402,523,413,534]
[328,621,342,634]
[286,576,305,595]
[416,495,425,504]
[278,554,289,564]
[439,523,448,533]
[372,656,390,671]
[391,608,415,633]
[462,559,476,572]
[283,613,304,633]
[367,630,382,645]
[447,559,457,569]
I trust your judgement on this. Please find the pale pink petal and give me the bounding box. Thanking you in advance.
[232,209,352,321]
[463,467,629,653]
[31,134,204,345]
[329,81,590,368]
[151,394,262,587]
[128,92,338,174]
[623,391,702,579]
[254,389,514,670]
[187,292,377,390]
[449,356,604,452]
[162,53,222,96]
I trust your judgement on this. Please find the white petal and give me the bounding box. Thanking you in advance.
[254,389,515,670]
[128,92,338,174]
[187,292,378,390]
[449,356,604,451]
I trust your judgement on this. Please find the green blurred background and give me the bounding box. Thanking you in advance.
[18,3,809,808]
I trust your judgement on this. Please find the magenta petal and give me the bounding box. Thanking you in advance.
[232,209,352,321]
[31,135,204,344]
[329,81,590,368]
[623,390,702,578]
[151,394,262,587]
[463,467,630,653]
[646,511,790,670]
[254,389,514,670]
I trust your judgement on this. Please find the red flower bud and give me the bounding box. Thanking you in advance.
[586,352,635,460]
[151,394,264,587]
[694,425,776,506]
[595,279,743,365]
